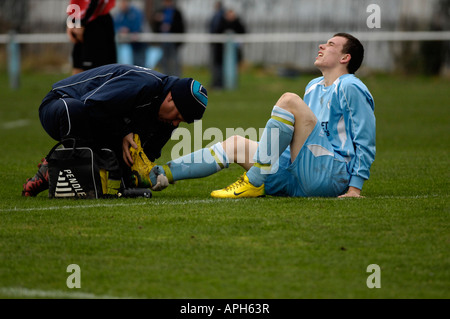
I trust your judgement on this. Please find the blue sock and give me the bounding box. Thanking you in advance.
[150,142,229,184]
[247,106,295,187]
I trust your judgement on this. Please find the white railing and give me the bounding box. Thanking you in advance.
[2,31,450,44]
[2,31,450,89]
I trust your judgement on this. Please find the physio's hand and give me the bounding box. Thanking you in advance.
[338,186,364,198]
[123,133,138,167]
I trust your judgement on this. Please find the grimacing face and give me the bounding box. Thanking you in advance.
[158,92,185,126]
[314,36,350,71]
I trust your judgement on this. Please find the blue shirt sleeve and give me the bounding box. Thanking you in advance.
[339,81,376,190]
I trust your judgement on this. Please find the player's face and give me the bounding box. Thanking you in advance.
[314,36,349,70]
[159,92,185,126]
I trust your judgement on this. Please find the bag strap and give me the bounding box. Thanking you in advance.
[46,138,77,159]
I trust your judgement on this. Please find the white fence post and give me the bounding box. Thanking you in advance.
[8,30,21,90]
[223,31,237,90]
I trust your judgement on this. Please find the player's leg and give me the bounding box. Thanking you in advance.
[73,14,117,74]
[211,93,317,198]
[130,133,257,190]
[132,93,317,195]
[85,14,117,69]
[71,42,85,75]
[288,121,350,197]
[131,138,231,188]
[248,92,316,186]
[279,93,318,162]
[145,137,238,186]
[222,135,258,171]
[158,135,257,182]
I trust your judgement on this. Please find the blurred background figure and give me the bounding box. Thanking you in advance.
[152,0,185,76]
[208,1,225,89]
[66,0,117,74]
[1,0,448,78]
[221,9,246,66]
[208,5,246,89]
[114,0,147,67]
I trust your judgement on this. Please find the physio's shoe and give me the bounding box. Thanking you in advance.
[22,158,49,197]
[210,172,265,198]
[129,134,156,188]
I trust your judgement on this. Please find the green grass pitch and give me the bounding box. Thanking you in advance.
[0,68,448,299]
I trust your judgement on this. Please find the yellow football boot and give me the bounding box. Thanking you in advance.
[130,134,156,188]
[210,172,265,198]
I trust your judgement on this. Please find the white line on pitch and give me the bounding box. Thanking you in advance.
[0,194,444,213]
[0,199,220,213]
[1,119,30,129]
[0,286,133,299]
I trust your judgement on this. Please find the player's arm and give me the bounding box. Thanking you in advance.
[340,83,376,196]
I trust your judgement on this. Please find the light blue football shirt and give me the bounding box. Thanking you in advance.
[303,74,376,190]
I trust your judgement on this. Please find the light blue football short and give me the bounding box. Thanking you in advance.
[265,122,350,197]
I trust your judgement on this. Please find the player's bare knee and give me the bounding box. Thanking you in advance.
[278,92,299,104]
[277,92,304,113]
[277,92,315,124]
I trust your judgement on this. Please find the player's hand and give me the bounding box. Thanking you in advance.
[151,174,169,191]
[122,133,138,167]
[338,186,364,198]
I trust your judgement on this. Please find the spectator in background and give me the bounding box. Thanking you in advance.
[209,1,225,89]
[114,0,147,67]
[208,6,246,89]
[152,0,185,77]
[221,9,246,65]
[66,0,117,74]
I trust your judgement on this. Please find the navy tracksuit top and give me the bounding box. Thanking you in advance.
[48,63,179,161]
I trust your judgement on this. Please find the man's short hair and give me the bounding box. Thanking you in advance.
[334,33,364,74]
